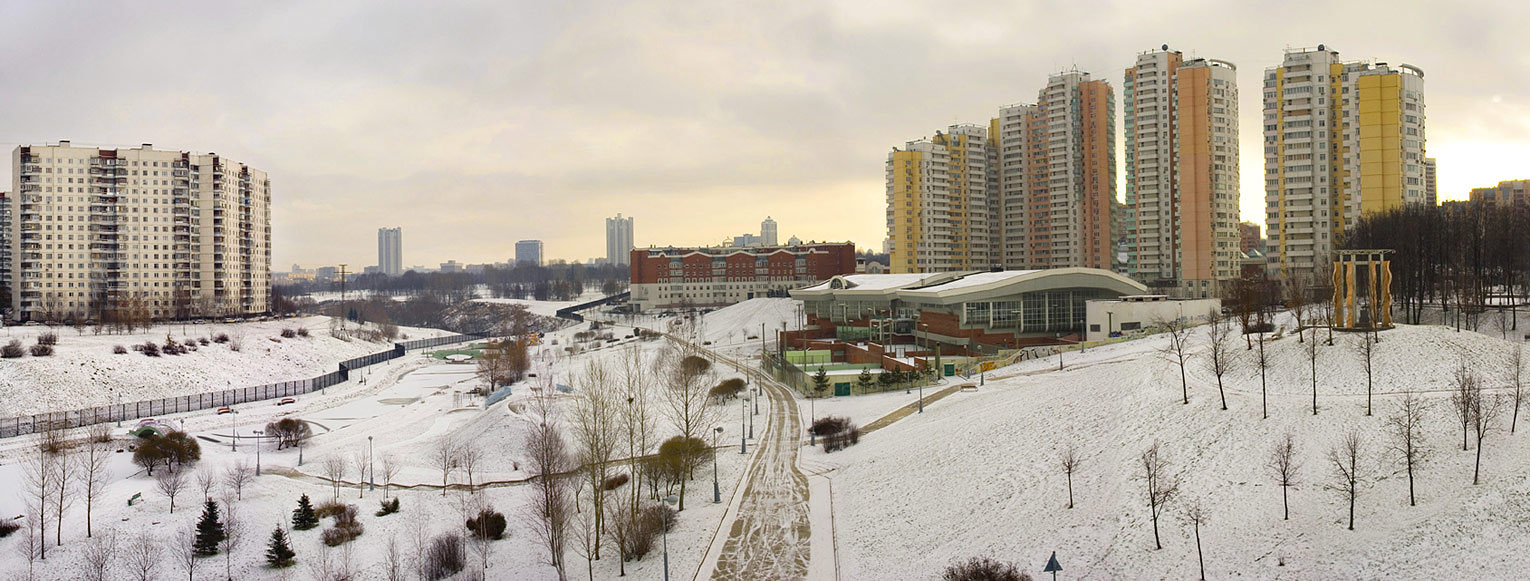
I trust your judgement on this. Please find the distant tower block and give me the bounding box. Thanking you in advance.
[1332,250,1394,330]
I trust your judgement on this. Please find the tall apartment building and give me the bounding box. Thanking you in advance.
[1424,158,1438,206]
[887,124,995,273]
[1264,46,1427,279]
[515,240,543,266]
[1124,49,1240,297]
[377,227,402,276]
[888,71,1114,275]
[605,214,634,266]
[9,141,271,321]
[760,216,778,246]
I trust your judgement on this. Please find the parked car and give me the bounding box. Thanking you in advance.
[277,397,296,406]
[216,407,234,415]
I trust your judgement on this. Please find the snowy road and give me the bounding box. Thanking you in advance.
[705,351,813,580]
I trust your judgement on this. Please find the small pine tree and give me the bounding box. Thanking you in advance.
[292,494,319,530]
[265,526,296,568]
[194,499,226,556]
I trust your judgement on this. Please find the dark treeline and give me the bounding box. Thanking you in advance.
[276,262,630,304]
[1345,203,1530,327]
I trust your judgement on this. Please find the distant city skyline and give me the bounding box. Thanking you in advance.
[3,2,1529,269]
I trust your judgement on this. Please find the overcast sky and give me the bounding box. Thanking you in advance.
[4,0,1528,270]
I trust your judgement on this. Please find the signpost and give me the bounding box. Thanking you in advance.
[1043,551,1062,581]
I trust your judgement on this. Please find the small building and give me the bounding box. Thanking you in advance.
[1084,295,1221,342]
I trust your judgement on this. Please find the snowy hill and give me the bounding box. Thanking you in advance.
[815,319,1530,579]
[0,317,448,418]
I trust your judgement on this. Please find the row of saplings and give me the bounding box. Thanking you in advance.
[115,332,236,356]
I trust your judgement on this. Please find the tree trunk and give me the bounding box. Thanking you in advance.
[1066,472,1074,509]
[1474,441,1483,485]
[1150,507,1162,550]
[1281,484,1289,520]
[1261,370,1268,420]
[1216,376,1226,411]
[1194,520,1205,581]
[1407,460,1416,506]
[1311,355,1318,416]
[1347,489,1355,530]
[1179,360,1188,405]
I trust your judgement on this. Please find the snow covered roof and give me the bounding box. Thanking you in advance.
[792,268,1146,305]
[797,273,955,292]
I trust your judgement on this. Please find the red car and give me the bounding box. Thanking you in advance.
[277,397,296,406]
[216,407,233,415]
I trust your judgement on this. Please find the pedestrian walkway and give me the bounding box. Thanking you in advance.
[860,383,965,435]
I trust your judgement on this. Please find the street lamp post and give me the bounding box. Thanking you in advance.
[748,393,755,439]
[230,409,238,452]
[713,426,723,503]
[368,436,375,491]
[253,429,263,475]
[662,494,678,581]
[740,398,747,454]
[114,389,122,428]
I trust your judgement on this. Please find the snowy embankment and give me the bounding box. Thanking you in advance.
[0,316,449,418]
[821,318,1530,579]
[0,305,757,581]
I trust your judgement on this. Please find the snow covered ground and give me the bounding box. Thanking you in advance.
[0,310,762,580]
[813,315,1530,579]
[0,317,449,418]
[473,290,610,319]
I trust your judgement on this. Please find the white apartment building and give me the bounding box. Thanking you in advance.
[605,214,634,266]
[9,141,271,321]
[1125,48,1240,297]
[378,227,402,276]
[1264,46,1426,280]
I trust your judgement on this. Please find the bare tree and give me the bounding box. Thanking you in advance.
[381,453,401,499]
[572,359,620,559]
[1469,386,1505,485]
[1204,311,1237,411]
[1386,390,1429,506]
[157,467,188,514]
[1353,329,1379,415]
[386,534,406,581]
[660,345,717,510]
[1451,362,1475,451]
[79,529,117,581]
[1141,442,1180,550]
[1185,500,1208,581]
[224,460,254,501]
[460,443,484,493]
[1156,316,1193,405]
[196,467,218,501]
[1267,432,1300,520]
[1059,442,1081,509]
[175,526,201,581]
[78,433,112,538]
[1255,327,1272,419]
[1509,345,1525,434]
[19,506,40,576]
[609,345,654,573]
[1328,431,1363,531]
[352,448,370,498]
[1304,322,1321,415]
[323,455,347,500]
[126,532,164,581]
[51,440,77,546]
[431,437,460,496]
[220,500,244,581]
[22,439,54,560]
[525,387,573,580]
[571,485,599,581]
[1288,275,1310,344]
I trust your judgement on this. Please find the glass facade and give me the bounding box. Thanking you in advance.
[959,289,1111,334]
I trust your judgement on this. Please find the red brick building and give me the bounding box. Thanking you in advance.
[629,242,855,311]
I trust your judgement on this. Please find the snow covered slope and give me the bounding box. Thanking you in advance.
[0,316,447,417]
[820,320,1530,579]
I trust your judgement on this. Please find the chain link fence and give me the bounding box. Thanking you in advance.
[0,332,483,439]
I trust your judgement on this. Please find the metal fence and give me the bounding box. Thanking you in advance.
[0,332,484,439]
